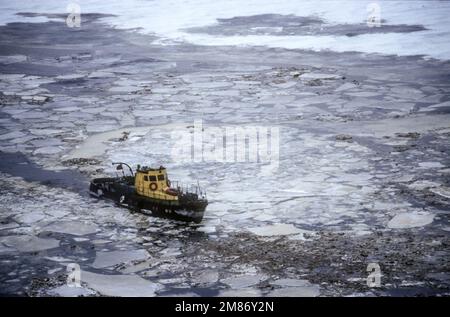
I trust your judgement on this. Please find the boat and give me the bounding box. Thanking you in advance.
[89,163,208,223]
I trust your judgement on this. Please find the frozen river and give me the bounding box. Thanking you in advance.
[0,3,449,296]
[1,0,450,59]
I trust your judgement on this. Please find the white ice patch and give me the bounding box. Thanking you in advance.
[271,278,312,287]
[55,74,86,81]
[47,285,96,297]
[221,274,267,289]
[196,226,217,234]
[335,82,357,92]
[430,187,450,200]
[40,221,99,236]
[15,211,46,224]
[269,279,321,297]
[34,146,63,155]
[0,245,15,253]
[358,114,450,138]
[81,271,160,297]
[0,235,59,252]
[65,126,153,159]
[92,249,148,269]
[0,131,27,140]
[299,73,342,80]
[408,180,441,191]
[247,223,304,236]
[418,162,446,169]
[119,260,153,274]
[1,1,450,60]
[422,100,450,112]
[268,285,320,297]
[0,55,27,64]
[387,212,434,229]
[45,256,73,262]
[192,270,219,286]
[217,288,262,297]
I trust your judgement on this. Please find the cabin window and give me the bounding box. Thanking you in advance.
[157,174,165,181]
[149,175,157,181]
[144,176,148,181]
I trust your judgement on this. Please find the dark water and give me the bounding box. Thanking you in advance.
[0,151,88,194]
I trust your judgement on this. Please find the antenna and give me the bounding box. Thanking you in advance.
[112,162,134,176]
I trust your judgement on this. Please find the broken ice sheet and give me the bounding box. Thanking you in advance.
[0,235,59,252]
[221,274,268,289]
[39,221,99,236]
[216,288,262,297]
[268,286,320,297]
[408,180,441,191]
[247,223,304,236]
[271,278,311,287]
[15,211,46,224]
[299,73,342,80]
[192,270,219,286]
[387,212,435,229]
[119,260,153,274]
[196,225,216,234]
[34,146,63,155]
[0,245,16,253]
[0,131,28,140]
[0,55,27,64]
[47,285,95,297]
[81,271,161,297]
[418,162,446,169]
[91,249,149,269]
[0,221,20,231]
[159,247,182,258]
[430,187,450,200]
[45,256,73,262]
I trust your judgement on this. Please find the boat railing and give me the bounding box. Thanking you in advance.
[170,180,207,199]
[145,182,206,200]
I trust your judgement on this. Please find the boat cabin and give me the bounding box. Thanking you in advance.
[135,165,178,200]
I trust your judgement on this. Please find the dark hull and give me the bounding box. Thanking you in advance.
[89,177,207,223]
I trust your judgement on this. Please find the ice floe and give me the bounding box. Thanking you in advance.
[0,235,60,252]
[192,270,219,286]
[299,73,342,80]
[335,82,357,92]
[47,285,96,297]
[418,162,445,169]
[408,180,440,191]
[92,249,148,268]
[247,223,304,236]
[119,260,153,274]
[271,278,311,287]
[15,211,46,224]
[216,288,262,297]
[430,187,450,200]
[34,146,63,155]
[0,55,27,64]
[387,212,434,229]
[221,274,267,289]
[55,74,86,81]
[0,131,27,140]
[45,256,73,262]
[268,285,320,297]
[81,271,160,297]
[40,221,99,236]
[421,100,450,112]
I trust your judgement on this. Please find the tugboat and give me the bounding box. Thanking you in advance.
[89,163,208,223]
